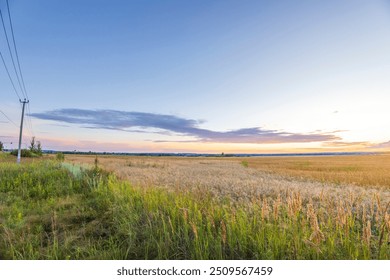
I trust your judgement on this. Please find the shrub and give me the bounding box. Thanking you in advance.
[10,149,35,158]
[56,152,65,161]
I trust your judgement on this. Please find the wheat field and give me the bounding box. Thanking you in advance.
[65,154,390,203]
[2,153,389,259]
[66,154,390,255]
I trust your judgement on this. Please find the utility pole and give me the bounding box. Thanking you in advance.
[17,98,29,164]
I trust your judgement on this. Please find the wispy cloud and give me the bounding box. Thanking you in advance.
[30,108,340,144]
[322,141,370,147]
[368,141,390,149]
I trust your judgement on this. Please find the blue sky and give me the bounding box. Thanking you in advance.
[1,0,390,152]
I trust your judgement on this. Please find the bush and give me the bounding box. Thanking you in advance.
[56,152,65,161]
[10,149,35,158]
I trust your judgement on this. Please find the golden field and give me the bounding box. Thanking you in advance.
[2,152,389,259]
[65,154,390,199]
[242,154,390,189]
[64,153,390,188]
[64,154,390,259]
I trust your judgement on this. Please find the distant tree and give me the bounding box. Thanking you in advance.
[36,141,42,156]
[29,137,36,152]
[0,141,4,151]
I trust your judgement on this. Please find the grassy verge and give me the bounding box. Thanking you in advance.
[0,160,389,259]
[0,160,117,259]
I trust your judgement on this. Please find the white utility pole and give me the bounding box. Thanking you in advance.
[17,98,29,164]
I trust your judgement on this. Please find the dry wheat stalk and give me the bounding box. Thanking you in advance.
[287,192,302,218]
[261,198,269,221]
[190,222,198,240]
[221,220,227,245]
[363,220,371,246]
[307,203,325,244]
[273,195,281,221]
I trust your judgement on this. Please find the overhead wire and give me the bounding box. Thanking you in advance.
[6,0,28,100]
[26,102,35,137]
[0,50,22,100]
[20,107,31,148]
[0,1,35,150]
[0,109,18,127]
[0,7,25,99]
[6,0,34,139]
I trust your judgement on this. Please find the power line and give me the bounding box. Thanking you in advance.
[26,102,35,137]
[0,50,22,100]
[0,7,26,99]
[4,1,34,135]
[0,2,35,158]
[6,0,29,100]
[0,109,18,127]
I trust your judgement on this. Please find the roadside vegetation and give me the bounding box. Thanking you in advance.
[7,137,43,158]
[0,156,389,259]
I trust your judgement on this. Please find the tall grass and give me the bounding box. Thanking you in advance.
[0,161,118,259]
[0,160,389,259]
[111,185,389,259]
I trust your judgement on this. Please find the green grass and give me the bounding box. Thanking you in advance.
[0,160,389,259]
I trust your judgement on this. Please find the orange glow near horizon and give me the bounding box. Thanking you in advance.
[25,136,389,154]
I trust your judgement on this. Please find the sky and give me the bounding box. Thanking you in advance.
[1,0,390,153]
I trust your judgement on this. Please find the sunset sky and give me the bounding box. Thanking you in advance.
[1,0,390,153]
